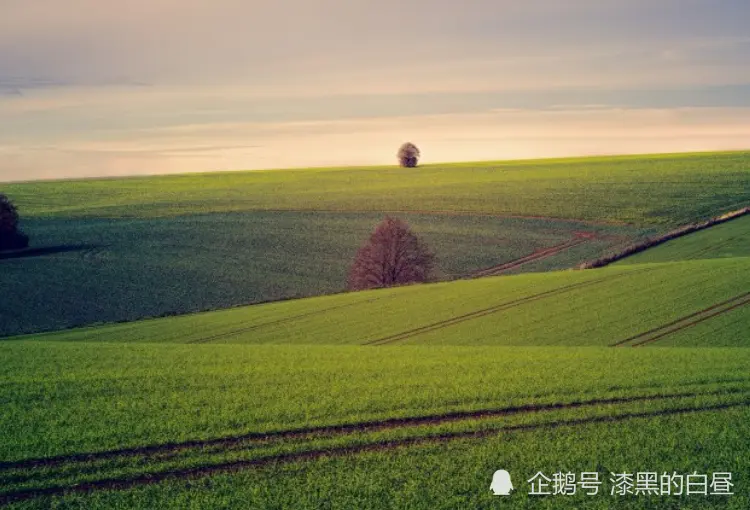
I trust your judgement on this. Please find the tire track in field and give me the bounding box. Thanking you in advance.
[195,253,653,348]
[364,280,600,346]
[688,234,745,259]
[611,291,750,347]
[365,268,655,346]
[2,384,743,473]
[186,295,385,344]
[471,232,594,277]
[1,400,747,504]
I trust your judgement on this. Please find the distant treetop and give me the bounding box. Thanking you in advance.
[397,142,420,168]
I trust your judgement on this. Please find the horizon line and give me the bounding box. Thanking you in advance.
[3,148,749,186]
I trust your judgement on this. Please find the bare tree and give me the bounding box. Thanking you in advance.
[0,194,29,251]
[397,142,420,168]
[348,216,434,290]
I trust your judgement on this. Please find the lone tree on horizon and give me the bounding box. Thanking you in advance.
[348,216,434,291]
[0,194,29,251]
[397,142,420,168]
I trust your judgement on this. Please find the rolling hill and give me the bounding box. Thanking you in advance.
[1,151,748,508]
[2,150,748,337]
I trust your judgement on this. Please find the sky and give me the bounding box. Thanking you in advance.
[1,0,749,181]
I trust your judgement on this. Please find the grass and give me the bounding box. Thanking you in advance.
[2,151,749,508]
[8,341,749,460]
[19,257,750,348]
[0,340,748,508]
[616,213,750,265]
[0,212,644,337]
[5,151,750,226]
[32,407,746,510]
[2,150,746,336]
[1,256,747,506]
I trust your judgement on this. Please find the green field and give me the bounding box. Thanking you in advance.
[1,342,748,508]
[6,151,750,225]
[21,408,748,509]
[2,150,748,337]
[618,213,750,265]
[1,151,749,508]
[22,257,750,348]
[2,256,749,507]
[0,212,644,337]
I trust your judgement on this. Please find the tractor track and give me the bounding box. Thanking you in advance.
[611,291,750,347]
[364,279,602,346]
[365,268,657,346]
[471,233,593,277]
[1,399,747,505]
[1,384,743,473]
[688,234,746,259]
[187,296,385,344]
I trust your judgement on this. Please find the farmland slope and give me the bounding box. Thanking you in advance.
[18,257,750,348]
[6,151,749,226]
[2,151,747,337]
[0,213,644,337]
[616,213,750,265]
[1,341,748,508]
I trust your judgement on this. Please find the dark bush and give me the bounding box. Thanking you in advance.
[0,194,29,251]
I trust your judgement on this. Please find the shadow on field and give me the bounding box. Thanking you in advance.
[0,244,98,261]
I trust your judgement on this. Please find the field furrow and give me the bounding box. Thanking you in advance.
[2,153,749,508]
[471,233,592,277]
[366,268,656,346]
[612,291,750,347]
[3,383,744,473]
[186,295,385,344]
[2,397,747,506]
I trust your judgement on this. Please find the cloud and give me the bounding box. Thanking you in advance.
[3,106,749,182]
[1,1,749,180]
[0,0,748,94]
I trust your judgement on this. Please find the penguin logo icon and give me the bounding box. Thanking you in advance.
[490,470,514,496]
